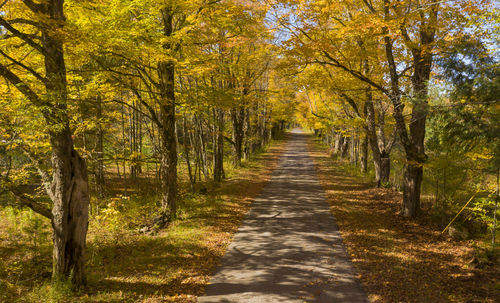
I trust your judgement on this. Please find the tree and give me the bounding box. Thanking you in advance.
[0,0,89,285]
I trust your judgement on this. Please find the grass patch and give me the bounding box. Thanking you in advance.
[307,135,499,303]
[0,138,287,303]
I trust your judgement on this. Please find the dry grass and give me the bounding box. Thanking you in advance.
[0,138,287,303]
[307,136,499,303]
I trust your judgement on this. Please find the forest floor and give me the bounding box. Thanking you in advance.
[308,135,500,303]
[0,138,287,303]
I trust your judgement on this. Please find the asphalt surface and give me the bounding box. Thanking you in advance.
[198,129,368,303]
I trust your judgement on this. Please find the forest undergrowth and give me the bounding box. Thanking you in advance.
[308,135,499,303]
[0,138,287,303]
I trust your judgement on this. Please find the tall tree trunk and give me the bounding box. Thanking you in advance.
[158,60,177,222]
[214,108,225,182]
[365,86,391,187]
[183,114,194,190]
[401,52,432,216]
[334,133,343,155]
[121,102,127,193]
[360,131,368,173]
[43,0,89,286]
[156,8,177,223]
[96,96,105,198]
[340,137,349,159]
[243,108,251,160]
[50,130,89,286]
[381,0,437,217]
[231,106,245,167]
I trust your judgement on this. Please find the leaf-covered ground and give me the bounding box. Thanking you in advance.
[0,139,286,303]
[307,136,499,303]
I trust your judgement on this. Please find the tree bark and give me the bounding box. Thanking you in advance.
[231,106,245,167]
[214,108,225,182]
[360,132,368,173]
[402,162,423,216]
[44,0,90,286]
[96,96,105,198]
[50,131,89,286]
[158,60,177,222]
[400,38,433,216]
[363,63,393,187]
[156,8,178,223]
[334,133,343,155]
[340,136,349,159]
[183,114,194,190]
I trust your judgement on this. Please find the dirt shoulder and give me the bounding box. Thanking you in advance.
[307,136,499,303]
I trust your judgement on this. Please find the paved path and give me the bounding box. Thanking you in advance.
[198,129,367,303]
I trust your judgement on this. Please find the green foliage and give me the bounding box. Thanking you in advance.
[436,36,500,168]
[422,35,500,237]
[90,193,158,238]
[380,181,391,189]
[472,196,500,242]
[2,207,51,247]
[27,279,74,303]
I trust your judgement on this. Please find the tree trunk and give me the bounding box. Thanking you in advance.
[402,163,423,216]
[360,132,368,173]
[43,0,89,286]
[96,96,105,198]
[382,0,437,217]
[340,137,349,159]
[334,133,343,155]
[50,130,89,286]
[183,114,194,190]
[158,60,177,222]
[231,106,245,167]
[364,84,392,187]
[214,108,225,182]
[155,8,177,223]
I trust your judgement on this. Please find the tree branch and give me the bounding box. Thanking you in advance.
[338,92,361,117]
[1,178,53,220]
[22,0,44,13]
[316,51,390,96]
[0,16,48,57]
[8,18,42,28]
[20,146,55,201]
[0,63,50,112]
[0,48,46,83]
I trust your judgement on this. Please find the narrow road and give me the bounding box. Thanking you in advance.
[199,129,367,303]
